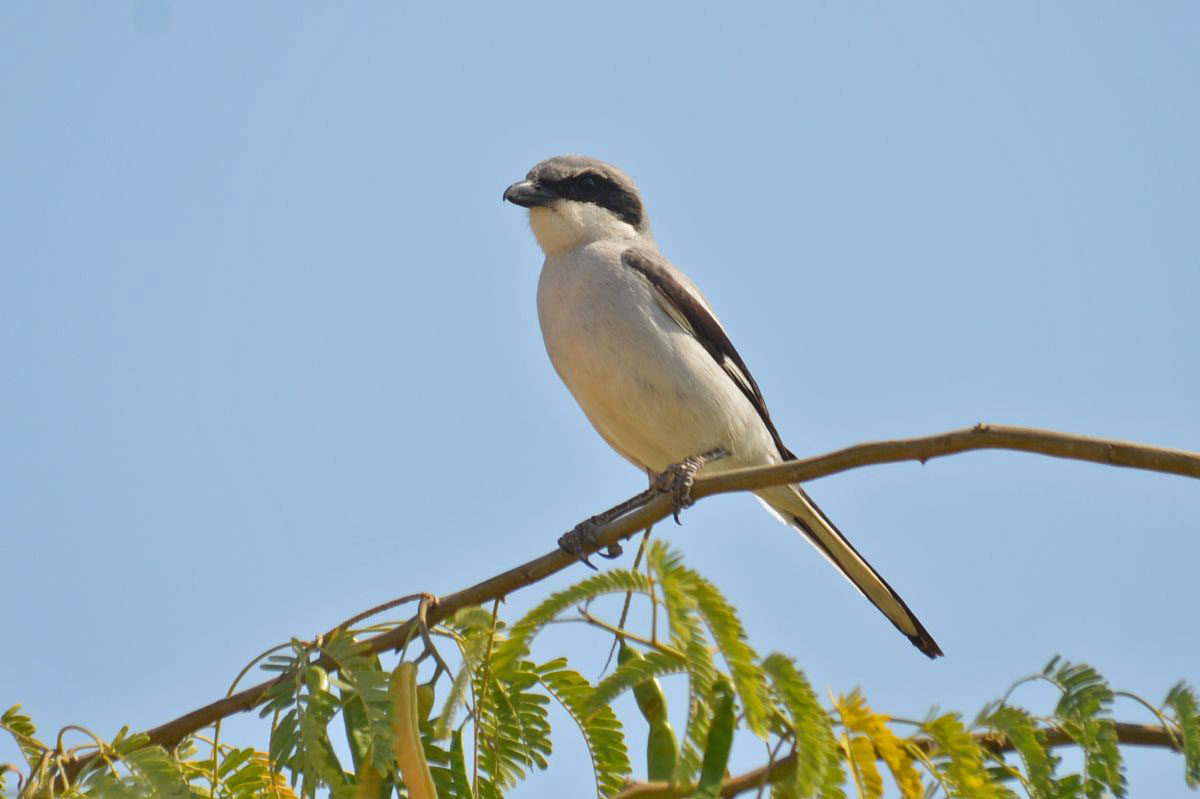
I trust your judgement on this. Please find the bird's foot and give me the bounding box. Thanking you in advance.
[655,448,730,523]
[558,517,624,570]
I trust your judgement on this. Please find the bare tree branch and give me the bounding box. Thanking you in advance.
[694,423,1200,500]
[59,424,1200,776]
[612,721,1179,798]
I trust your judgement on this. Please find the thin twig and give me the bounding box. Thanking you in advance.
[329,592,427,636]
[473,599,502,797]
[603,526,655,674]
[575,607,685,660]
[413,594,450,675]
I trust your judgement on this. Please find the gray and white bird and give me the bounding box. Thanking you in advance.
[504,155,942,658]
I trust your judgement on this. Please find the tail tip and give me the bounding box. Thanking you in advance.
[911,633,944,659]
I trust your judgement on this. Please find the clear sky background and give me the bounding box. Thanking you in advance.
[2,2,1198,797]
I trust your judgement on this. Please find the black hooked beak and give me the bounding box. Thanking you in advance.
[503,179,557,208]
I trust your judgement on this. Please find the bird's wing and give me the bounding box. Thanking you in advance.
[621,247,792,459]
[620,247,942,658]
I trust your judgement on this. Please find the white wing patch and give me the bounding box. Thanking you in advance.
[648,283,696,336]
[720,355,757,400]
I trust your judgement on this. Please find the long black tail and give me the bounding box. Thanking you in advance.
[756,483,943,658]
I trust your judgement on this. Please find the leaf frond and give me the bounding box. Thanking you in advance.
[920,712,1013,799]
[762,653,838,798]
[834,690,923,799]
[978,704,1059,799]
[434,609,496,740]
[535,659,631,797]
[585,650,687,719]
[1044,659,1125,799]
[1164,681,1200,788]
[493,569,654,672]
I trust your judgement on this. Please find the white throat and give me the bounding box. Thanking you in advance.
[529,200,644,256]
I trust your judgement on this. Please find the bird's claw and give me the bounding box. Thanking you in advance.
[559,519,623,569]
[656,459,700,524]
[655,448,729,524]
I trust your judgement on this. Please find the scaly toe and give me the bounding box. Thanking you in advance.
[558,522,600,570]
[657,448,730,524]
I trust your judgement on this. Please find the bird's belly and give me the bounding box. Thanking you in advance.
[538,269,774,473]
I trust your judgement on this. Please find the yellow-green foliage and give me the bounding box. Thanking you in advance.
[4,547,1198,798]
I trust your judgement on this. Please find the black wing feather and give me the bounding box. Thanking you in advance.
[621,248,794,459]
[620,247,943,659]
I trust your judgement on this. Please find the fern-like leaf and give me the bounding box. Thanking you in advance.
[761,653,837,798]
[820,744,849,799]
[979,704,1058,799]
[834,690,922,799]
[677,563,770,738]
[1045,659,1124,799]
[771,745,848,799]
[296,687,348,797]
[476,661,553,789]
[648,541,718,784]
[1164,681,1200,788]
[492,569,654,671]
[585,650,687,719]
[839,732,883,799]
[81,733,191,799]
[325,637,393,775]
[536,658,632,797]
[921,712,1013,799]
[216,748,297,799]
[1,705,43,766]
[435,608,496,740]
[427,726,475,799]
[269,708,300,775]
[122,743,192,798]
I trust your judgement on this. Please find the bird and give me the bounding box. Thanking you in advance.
[503,155,942,658]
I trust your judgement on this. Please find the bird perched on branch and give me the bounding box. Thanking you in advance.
[504,155,941,658]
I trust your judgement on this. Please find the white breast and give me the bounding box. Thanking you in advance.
[536,242,778,474]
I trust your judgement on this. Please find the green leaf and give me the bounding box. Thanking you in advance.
[493,568,655,671]
[979,704,1059,799]
[819,744,849,799]
[1164,681,1200,788]
[1,705,43,765]
[428,726,475,799]
[585,650,687,718]
[921,712,1013,799]
[1044,659,1124,799]
[690,579,768,734]
[476,661,553,789]
[684,573,768,738]
[297,687,348,797]
[648,542,717,784]
[259,678,300,718]
[339,662,379,773]
[215,746,254,779]
[270,709,300,771]
[435,608,496,740]
[216,749,291,799]
[119,741,192,798]
[762,654,837,798]
[536,658,632,797]
[324,635,393,776]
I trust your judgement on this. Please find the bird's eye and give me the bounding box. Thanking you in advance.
[579,175,598,191]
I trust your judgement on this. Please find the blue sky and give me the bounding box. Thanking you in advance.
[2,2,1198,796]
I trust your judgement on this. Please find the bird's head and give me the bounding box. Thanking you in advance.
[503,155,650,255]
